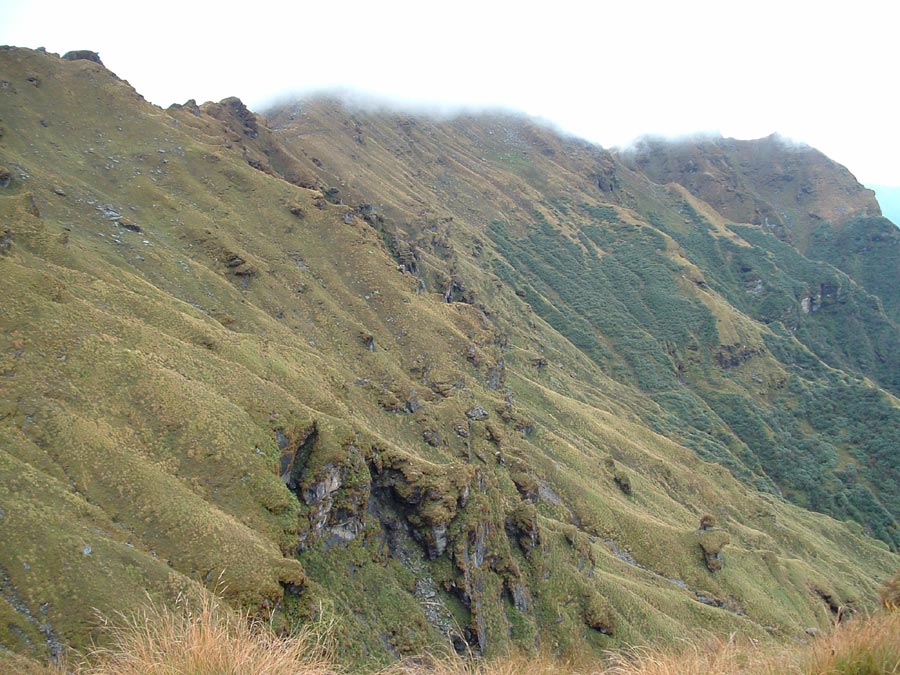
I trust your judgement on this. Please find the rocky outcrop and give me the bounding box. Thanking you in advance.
[279,425,370,550]
[505,502,540,555]
[799,281,842,314]
[466,405,489,421]
[0,569,63,663]
[390,236,420,277]
[714,344,763,369]
[279,423,318,492]
[582,593,614,635]
[369,452,475,558]
[509,463,540,503]
[594,160,621,193]
[209,97,260,139]
[62,50,102,65]
[605,458,633,496]
[697,527,730,572]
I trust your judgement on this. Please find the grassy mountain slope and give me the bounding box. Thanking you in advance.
[1,47,898,668]
[261,99,900,547]
[806,214,900,323]
[620,134,900,336]
[619,133,882,250]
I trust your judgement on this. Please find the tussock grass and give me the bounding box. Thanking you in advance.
[882,570,900,611]
[377,652,570,675]
[13,603,887,675]
[0,650,63,675]
[2,46,899,673]
[74,595,336,675]
[805,610,900,675]
[602,636,795,675]
[603,611,900,675]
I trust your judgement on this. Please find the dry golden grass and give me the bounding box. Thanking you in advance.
[602,636,798,675]
[882,570,900,611]
[0,650,63,675]
[377,652,572,675]
[603,610,900,675]
[804,609,900,675]
[377,611,900,675]
[73,595,336,675]
[4,603,898,675]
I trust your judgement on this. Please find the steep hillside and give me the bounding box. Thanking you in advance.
[261,99,900,544]
[619,134,881,250]
[1,47,898,669]
[620,135,900,327]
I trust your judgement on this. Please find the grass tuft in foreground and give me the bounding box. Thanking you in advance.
[4,600,898,674]
[76,594,335,675]
[805,609,900,675]
[602,611,900,675]
[378,653,569,675]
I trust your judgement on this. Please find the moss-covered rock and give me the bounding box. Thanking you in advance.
[370,451,475,558]
[697,528,730,572]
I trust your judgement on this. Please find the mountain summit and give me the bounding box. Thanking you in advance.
[620,133,881,248]
[1,47,898,667]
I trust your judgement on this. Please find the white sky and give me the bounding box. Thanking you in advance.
[2,0,898,185]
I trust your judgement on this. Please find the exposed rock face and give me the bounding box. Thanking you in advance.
[356,450,539,656]
[279,425,370,549]
[485,359,505,390]
[715,344,762,369]
[594,161,620,193]
[466,406,489,421]
[307,461,368,545]
[0,569,63,662]
[302,463,343,507]
[509,580,530,613]
[279,423,318,491]
[190,96,281,178]
[505,502,540,555]
[461,521,490,650]
[218,97,260,139]
[369,452,474,558]
[510,467,539,503]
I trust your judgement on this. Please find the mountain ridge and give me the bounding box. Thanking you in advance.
[1,47,898,668]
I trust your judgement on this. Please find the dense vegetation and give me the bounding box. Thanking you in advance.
[807,215,900,323]
[486,204,900,548]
